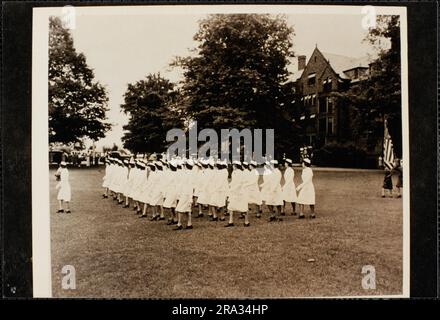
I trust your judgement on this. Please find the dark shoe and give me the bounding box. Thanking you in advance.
[225,223,234,227]
[136,210,142,215]
[65,210,71,214]
[381,195,386,198]
[244,222,250,227]
[291,212,297,216]
[102,194,108,199]
[117,200,124,205]
[173,225,183,231]
[150,216,159,221]
[211,217,218,222]
[56,209,64,213]
[172,220,178,225]
[139,214,148,219]
[310,214,316,219]
[219,217,226,221]
[298,214,305,219]
[158,217,166,221]
[122,204,129,208]
[133,206,138,211]
[268,216,276,222]
[256,213,262,219]
[196,213,204,218]
[280,212,286,216]
[185,225,193,230]
[167,220,174,225]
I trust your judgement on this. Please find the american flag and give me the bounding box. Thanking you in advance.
[383,119,395,170]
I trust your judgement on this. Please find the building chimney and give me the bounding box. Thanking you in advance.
[298,55,306,71]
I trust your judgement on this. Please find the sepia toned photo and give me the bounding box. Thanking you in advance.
[32,5,409,299]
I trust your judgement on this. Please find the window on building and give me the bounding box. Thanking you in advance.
[308,73,316,86]
[319,118,326,133]
[323,78,332,91]
[327,97,334,114]
[319,97,326,113]
[327,117,334,135]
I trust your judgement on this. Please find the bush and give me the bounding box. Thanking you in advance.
[313,143,376,168]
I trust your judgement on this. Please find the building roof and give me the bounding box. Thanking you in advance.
[321,52,371,79]
[287,49,374,82]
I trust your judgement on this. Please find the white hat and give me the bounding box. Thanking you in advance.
[232,160,241,165]
[303,158,311,164]
[250,160,257,166]
[242,161,249,166]
[60,161,67,166]
[270,160,278,165]
[186,159,194,167]
[285,158,292,164]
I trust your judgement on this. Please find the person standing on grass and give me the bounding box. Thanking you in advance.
[163,160,179,225]
[245,161,263,218]
[296,158,316,219]
[195,159,211,218]
[122,159,136,208]
[132,160,147,214]
[208,159,229,221]
[281,158,298,216]
[265,160,284,222]
[102,158,111,198]
[226,161,250,227]
[55,161,71,214]
[381,167,393,198]
[392,159,403,198]
[174,159,196,230]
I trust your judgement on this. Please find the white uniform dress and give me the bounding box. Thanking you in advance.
[56,168,71,202]
[196,168,211,205]
[264,168,284,206]
[176,168,194,213]
[209,168,229,207]
[149,170,165,206]
[227,169,248,212]
[244,169,262,205]
[282,167,298,203]
[102,164,110,188]
[132,169,148,202]
[297,167,315,205]
[163,169,178,208]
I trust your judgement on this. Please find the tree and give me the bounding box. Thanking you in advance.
[49,16,110,144]
[173,14,298,158]
[343,15,401,156]
[121,73,183,154]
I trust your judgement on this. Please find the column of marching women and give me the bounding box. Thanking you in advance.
[101,156,316,230]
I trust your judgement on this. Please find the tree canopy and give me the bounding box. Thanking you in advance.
[172,14,298,158]
[49,16,110,144]
[121,73,183,154]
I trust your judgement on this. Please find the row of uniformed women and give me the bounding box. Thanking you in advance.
[102,157,316,230]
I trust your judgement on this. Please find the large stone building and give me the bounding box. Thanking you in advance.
[289,46,372,149]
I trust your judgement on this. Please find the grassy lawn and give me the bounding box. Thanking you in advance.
[50,167,403,298]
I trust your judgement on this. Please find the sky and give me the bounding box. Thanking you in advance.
[68,10,377,150]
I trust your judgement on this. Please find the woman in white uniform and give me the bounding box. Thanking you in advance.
[139,162,157,218]
[132,160,147,214]
[244,161,263,218]
[265,160,284,222]
[102,158,111,198]
[122,159,136,208]
[55,161,71,213]
[226,161,250,227]
[281,158,298,216]
[174,160,195,230]
[208,160,228,221]
[163,160,179,225]
[149,161,166,221]
[296,158,316,219]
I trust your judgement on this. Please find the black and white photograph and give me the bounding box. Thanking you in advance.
[31,4,409,299]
